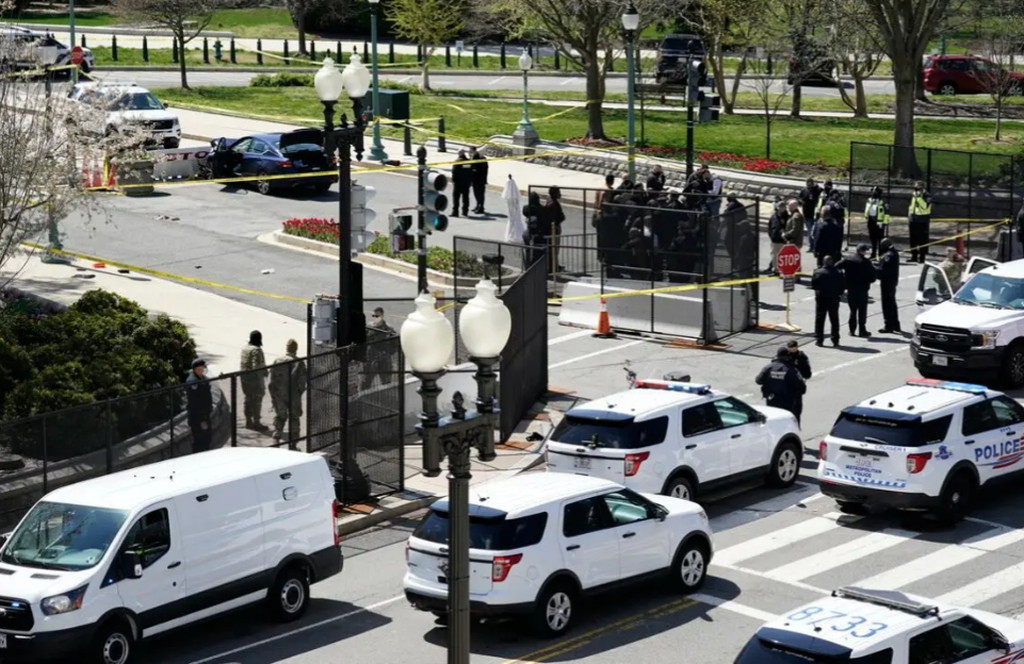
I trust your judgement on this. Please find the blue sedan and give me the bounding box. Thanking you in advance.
[206,128,337,195]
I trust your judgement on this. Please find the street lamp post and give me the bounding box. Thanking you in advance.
[368,0,388,162]
[622,2,639,183]
[511,50,538,154]
[400,262,512,664]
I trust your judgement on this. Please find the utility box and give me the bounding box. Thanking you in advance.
[363,89,410,121]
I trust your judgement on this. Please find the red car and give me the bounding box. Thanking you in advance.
[922,54,1024,96]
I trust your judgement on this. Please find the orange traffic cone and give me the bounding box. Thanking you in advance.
[593,297,615,338]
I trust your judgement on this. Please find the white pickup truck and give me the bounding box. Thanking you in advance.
[912,255,1024,387]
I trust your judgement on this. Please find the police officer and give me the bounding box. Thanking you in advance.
[864,186,890,258]
[838,243,876,338]
[469,146,489,214]
[185,358,213,453]
[812,209,843,267]
[786,340,811,425]
[240,329,268,430]
[451,150,472,217]
[812,255,846,347]
[756,347,807,422]
[908,181,933,263]
[269,339,306,446]
[875,238,902,333]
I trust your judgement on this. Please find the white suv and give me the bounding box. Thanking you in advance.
[68,83,181,149]
[403,473,713,638]
[819,378,1024,522]
[736,586,1024,663]
[546,379,804,502]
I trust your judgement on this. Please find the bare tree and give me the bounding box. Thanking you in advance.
[112,0,222,89]
[480,0,676,140]
[746,44,799,160]
[977,18,1024,140]
[771,0,826,118]
[385,0,464,91]
[824,0,884,118]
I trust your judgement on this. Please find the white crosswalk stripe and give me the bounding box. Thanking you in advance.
[936,561,1024,607]
[766,528,921,582]
[712,513,844,567]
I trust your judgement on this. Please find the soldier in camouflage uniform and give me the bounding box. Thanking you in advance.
[270,339,307,445]
[240,330,268,430]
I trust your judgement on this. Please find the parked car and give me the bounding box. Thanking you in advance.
[0,447,343,664]
[403,473,713,638]
[205,129,337,195]
[923,54,1024,96]
[787,39,837,86]
[0,28,94,73]
[654,33,705,84]
[68,82,181,149]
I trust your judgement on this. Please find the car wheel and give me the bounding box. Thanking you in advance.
[767,441,801,488]
[937,472,975,524]
[1001,342,1024,388]
[664,475,695,502]
[671,540,708,592]
[1009,83,1023,96]
[268,565,310,622]
[257,172,273,196]
[837,500,869,516]
[531,582,575,638]
[92,618,135,664]
[938,81,957,96]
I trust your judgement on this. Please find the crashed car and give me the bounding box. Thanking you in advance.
[204,128,337,195]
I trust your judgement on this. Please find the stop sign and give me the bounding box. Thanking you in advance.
[777,244,802,276]
[70,46,84,65]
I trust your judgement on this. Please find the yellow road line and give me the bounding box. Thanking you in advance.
[501,598,697,663]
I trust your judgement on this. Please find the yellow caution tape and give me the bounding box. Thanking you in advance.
[908,218,1008,252]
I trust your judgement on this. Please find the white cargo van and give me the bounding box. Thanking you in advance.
[0,447,342,664]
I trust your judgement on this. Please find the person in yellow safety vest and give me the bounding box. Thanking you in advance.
[864,186,891,259]
[908,181,933,264]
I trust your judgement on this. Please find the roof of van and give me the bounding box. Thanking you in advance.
[42,448,324,511]
[571,384,714,418]
[452,473,621,518]
[848,380,992,418]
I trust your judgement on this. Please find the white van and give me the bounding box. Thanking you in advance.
[0,447,342,664]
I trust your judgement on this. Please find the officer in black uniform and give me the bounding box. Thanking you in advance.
[838,243,877,338]
[812,255,846,347]
[755,347,807,422]
[185,358,213,453]
[875,238,902,334]
[786,341,811,425]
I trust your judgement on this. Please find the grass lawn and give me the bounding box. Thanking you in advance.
[153,86,1024,169]
[2,8,299,38]
[90,46,316,68]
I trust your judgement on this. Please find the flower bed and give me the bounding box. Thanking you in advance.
[697,151,790,174]
[282,217,340,243]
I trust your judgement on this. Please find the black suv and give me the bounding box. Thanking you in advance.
[787,39,837,86]
[655,34,705,84]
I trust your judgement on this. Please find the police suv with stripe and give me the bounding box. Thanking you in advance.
[736,586,1024,663]
[546,378,804,502]
[819,378,1024,522]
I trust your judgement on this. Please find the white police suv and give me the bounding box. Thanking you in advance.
[736,586,1024,663]
[546,379,803,502]
[819,378,1024,522]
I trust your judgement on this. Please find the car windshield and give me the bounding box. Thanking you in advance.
[953,273,1024,310]
[114,92,164,111]
[414,510,547,550]
[0,501,129,571]
[551,414,668,449]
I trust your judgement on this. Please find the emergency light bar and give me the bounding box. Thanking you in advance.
[635,380,711,395]
[905,378,987,394]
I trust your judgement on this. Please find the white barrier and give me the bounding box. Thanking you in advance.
[557,279,750,340]
[150,145,211,182]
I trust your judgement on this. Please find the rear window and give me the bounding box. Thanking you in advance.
[414,511,547,550]
[551,415,669,449]
[830,412,951,448]
[662,37,703,53]
[278,142,322,153]
[736,638,892,663]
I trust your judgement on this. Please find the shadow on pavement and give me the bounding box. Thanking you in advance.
[421,579,744,661]
[143,597,393,664]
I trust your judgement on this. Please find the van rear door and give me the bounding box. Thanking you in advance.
[546,412,668,484]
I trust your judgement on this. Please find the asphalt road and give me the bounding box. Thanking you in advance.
[94,68,898,98]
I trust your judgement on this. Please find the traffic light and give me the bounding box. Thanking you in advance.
[421,169,449,232]
[390,211,414,253]
[698,91,720,124]
[687,58,707,103]
[350,182,377,253]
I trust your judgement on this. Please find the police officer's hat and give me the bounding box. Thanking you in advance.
[192,358,207,369]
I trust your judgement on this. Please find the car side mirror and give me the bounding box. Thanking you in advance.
[121,550,143,580]
[990,633,1011,653]
[651,505,668,521]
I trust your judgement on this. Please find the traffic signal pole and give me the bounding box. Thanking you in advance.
[416,146,428,294]
[686,54,695,179]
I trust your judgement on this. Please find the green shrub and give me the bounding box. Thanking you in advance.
[365,234,506,278]
[250,72,314,87]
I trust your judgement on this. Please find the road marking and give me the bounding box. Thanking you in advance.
[488,76,507,86]
[855,526,1024,590]
[548,329,596,346]
[767,528,921,582]
[713,562,829,594]
[936,560,1024,607]
[814,346,907,377]
[548,339,648,370]
[713,513,844,566]
[690,593,779,623]
[397,76,412,84]
[559,78,575,86]
[707,485,826,532]
[501,598,697,663]
[186,594,406,664]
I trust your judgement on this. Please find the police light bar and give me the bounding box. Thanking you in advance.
[905,378,987,394]
[635,380,711,395]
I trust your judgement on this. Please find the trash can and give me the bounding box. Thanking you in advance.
[114,159,155,197]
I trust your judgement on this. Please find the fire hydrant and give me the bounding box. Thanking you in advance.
[214,40,223,62]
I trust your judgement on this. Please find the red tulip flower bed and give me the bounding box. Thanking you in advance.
[282,217,340,243]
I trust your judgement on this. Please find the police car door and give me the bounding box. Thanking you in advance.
[906,615,1012,664]
[965,256,998,278]
[916,262,953,315]
[961,397,1024,486]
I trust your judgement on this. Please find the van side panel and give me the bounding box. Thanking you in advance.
[255,458,332,573]
[177,477,266,598]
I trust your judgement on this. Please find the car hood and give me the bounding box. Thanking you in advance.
[917,301,1023,330]
[645,493,703,517]
[115,109,177,122]
[0,561,95,603]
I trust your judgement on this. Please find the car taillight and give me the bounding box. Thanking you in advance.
[492,554,522,582]
[907,452,932,474]
[819,441,827,461]
[624,452,650,477]
[332,499,340,546]
[281,161,292,168]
